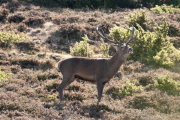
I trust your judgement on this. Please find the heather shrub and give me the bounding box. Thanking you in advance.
[70,35,94,57]
[8,14,25,23]
[45,79,59,92]
[4,1,21,13]
[15,41,39,52]
[59,23,86,40]
[0,9,9,22]
[0,99,21,111]
[17,23,27,32]
[151,4,180,14]
[138,73,155,86]
[11,65,21,74]
[128,93,157,110]
[24,17,45,27]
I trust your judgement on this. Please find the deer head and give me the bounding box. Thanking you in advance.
[94,25,137,60]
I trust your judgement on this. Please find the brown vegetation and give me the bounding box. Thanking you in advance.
[0,0,180,119]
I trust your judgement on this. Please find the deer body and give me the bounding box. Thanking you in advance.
[58,25,137,104]
[59,48,127,82]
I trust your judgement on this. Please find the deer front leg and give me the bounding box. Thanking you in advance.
[96,80,105,105]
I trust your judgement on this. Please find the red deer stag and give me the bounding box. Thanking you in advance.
[58,25,137,104]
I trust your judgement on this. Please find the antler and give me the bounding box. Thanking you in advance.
[94,25,124,45]
[94,25,137,45]
[121,26,137,45]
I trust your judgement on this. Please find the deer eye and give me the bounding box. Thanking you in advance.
[120,46,124,49]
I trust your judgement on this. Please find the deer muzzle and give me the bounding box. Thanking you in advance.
[129,47,133,54]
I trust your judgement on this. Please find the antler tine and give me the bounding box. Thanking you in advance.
[127,34,137,44]
[94,25,119,44]
[122,26,137,45]
[121,25,133,31]
[101,28,121,44]
[112,34,121,44]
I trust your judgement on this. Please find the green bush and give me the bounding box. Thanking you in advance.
[127,9,154,31]
[154,75,180,95]
[109,25,133,41]
[70,35,94,57]
[151,4,180,14]
[109,10,180,67]
[119,80,142,96]
[154,43,180,67]
[110,16,169,63]
[0,31,29,47]
[0,67,11,86]
[100,42,109,58]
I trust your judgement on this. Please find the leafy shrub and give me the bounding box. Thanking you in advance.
[154,43,180,67]
[109,25,133,42]
[127,9,154,31]
[0,67,11,86]
[151,4,180,14]
[107,79,142,99]
[47,93,57,101]
[119,80,142,96]
[109,10,180,67]
[100,42,109,58]
[0,31,29,47]
[70,35,94,57]
[154,75,180,95]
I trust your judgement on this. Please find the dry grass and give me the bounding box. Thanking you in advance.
[0,0,180,119]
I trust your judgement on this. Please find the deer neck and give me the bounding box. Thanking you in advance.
[108,50,125,75]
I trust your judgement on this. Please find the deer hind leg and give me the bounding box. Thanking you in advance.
[58,76,75,101]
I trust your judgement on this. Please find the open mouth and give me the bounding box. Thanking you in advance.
[128,48,133,54]
[129,50,133,54]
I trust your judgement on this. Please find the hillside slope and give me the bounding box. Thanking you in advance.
[0,0,180,119]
